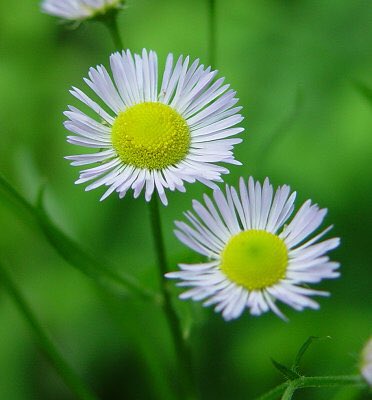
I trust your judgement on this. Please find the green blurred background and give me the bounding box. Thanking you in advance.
[0,0,371,399]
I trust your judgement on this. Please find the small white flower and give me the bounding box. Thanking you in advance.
[166,177,340,321]
[41,0,123,22]
[361,337,372,386]
[65,49,243,205]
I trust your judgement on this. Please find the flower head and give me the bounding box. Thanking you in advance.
[41,0,124,22]
[65,49,243,205]
[361,337,372,386]
[166,177,340,321]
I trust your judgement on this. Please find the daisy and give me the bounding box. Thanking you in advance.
[361,337,372,386]
[166,177,340,321]
[65,49,243,205]
[41,0,124,22]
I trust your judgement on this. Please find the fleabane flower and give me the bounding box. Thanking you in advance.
[360,337,372,386]
[166,177,340,321]
[41,0,124,22]
[65,49,243,205]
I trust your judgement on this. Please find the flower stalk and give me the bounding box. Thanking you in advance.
[149,196,196,399]
[103,12,123,50]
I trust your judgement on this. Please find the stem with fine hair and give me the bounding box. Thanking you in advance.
[0,261,99,400]
[255,383,289,400]
[255,375,366,400]
[280,385,296,400]
[149,196,196,399]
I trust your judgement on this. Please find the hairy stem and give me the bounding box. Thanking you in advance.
[255,383,289,400]
[281,385,296,400]
[256,375,365,400]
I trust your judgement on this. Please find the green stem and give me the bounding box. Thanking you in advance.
[255,383,289,400]
[0,261,99,400]
[208,0,216,66]
[148,196,196,400]
[104,13,123,50]
[281,385,296,400]
[256,375,365,400]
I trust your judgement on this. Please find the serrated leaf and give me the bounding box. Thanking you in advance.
[271,358,300,381]
[293,336,331,371]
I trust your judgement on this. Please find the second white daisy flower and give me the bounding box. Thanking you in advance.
[41,0,124,22]
[166,177,340,321]
[361,337,372,387]
[65,49,244,205]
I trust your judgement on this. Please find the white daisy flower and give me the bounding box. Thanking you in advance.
[41,0,124,22]
[166,177,340,321]
[361,337,372,386]
[65,49,244,205]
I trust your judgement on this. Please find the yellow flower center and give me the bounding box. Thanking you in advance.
[111,102,190,170]
[220,230,288,290]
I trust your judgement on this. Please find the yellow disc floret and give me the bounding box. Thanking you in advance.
[111,102,190,170]
[220,230,288,290]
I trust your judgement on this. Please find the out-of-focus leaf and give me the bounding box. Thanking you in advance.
[0,260,99,400]
[0,173,157,302]
[271,359,300,381]
[353,80,372,106]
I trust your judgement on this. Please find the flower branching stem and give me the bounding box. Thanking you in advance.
[255,375,366,400]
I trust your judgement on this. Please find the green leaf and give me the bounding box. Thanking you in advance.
[353,80,372,106]
[271,359,300,381]
[0,261,99,400]
[293,336,331,371]
[0,173,156,302]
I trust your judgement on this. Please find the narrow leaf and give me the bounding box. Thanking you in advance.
[0,173,156,302]
[293,336,331,371]
[271,359,300,381]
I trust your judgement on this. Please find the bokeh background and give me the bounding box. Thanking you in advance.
[0,0,371,399]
